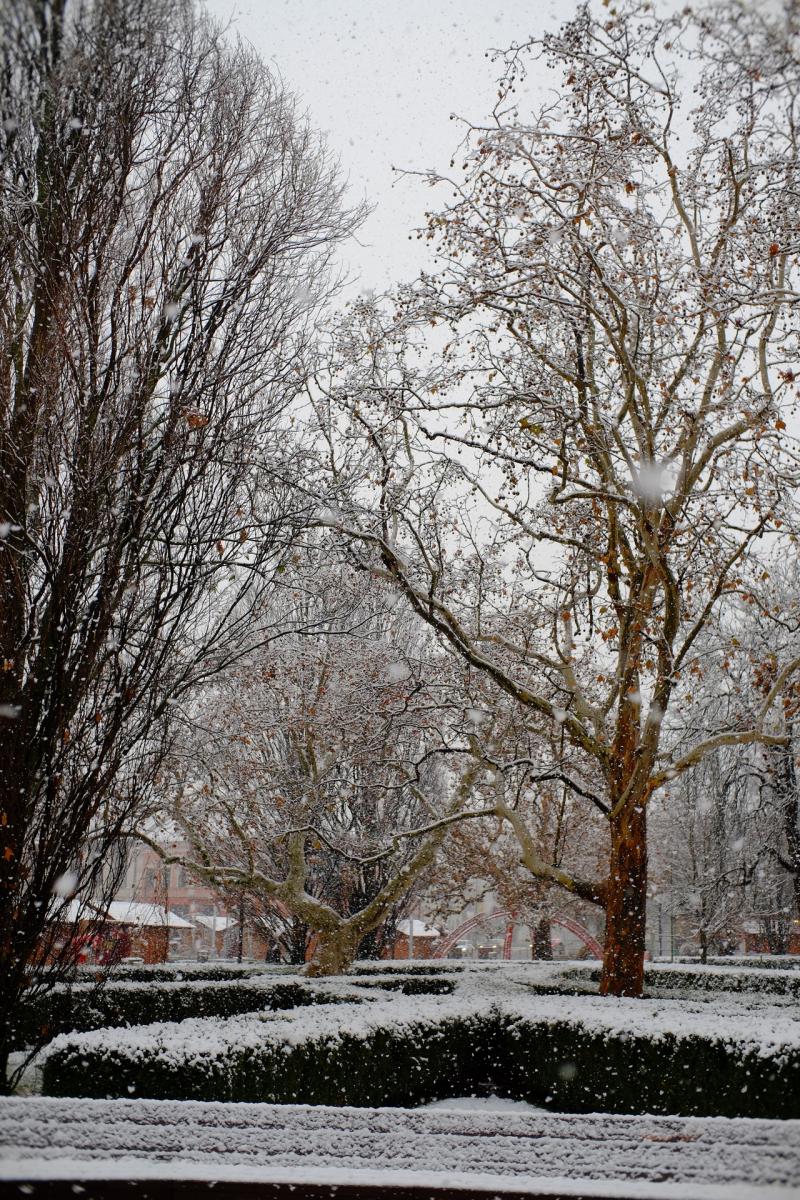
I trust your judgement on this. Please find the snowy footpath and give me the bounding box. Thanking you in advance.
[1,1095,799,1199]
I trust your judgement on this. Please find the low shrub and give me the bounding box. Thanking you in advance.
[14,977,345,1049]
[16,963,460,1051]
[41,985,800,1119]
[351,962,463,976]
[500,1017,800,1118]
[348,975,455,995]
[663,956,800,971]
[77,962,281,984]
[570,964,800,999]
[41,1010,487,1107]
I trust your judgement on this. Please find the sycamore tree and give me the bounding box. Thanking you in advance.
[148,563,490,975]
[419,673,608,956]
[0,0,359,1086]
[747,566,800,928]
[650,560,800,959]
[315,0,800,995]
[650,740,755,961]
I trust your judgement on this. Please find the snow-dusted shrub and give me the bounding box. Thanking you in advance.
[78,963,281,984]
[16,968,458,1050]
[695,957,800,973]
[347,975,455,996]
[351,962,464,976]
[41,1010,489,1107]
[41,973,800,1118]
[15,977,338,1050]
[664,956,800,968]
[572,964,800,998]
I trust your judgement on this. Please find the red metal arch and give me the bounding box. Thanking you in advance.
[433,909,603,960]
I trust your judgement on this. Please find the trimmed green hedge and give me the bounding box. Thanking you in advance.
[41,1004,800,1119]
[667,956,800,971]
[351,963,463,976]
[571,965,800,998]
[16,969,456,1049]
[14,978,340,1050]
[502,1016,800,1118]
[348,975,455,996]
[75,963,283,984]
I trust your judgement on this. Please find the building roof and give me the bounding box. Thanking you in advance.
[104,901,194,929]
[193,914,238,932]
[396,919,440,939]
[49,898,101,924]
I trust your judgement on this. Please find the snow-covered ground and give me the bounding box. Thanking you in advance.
[419,1093,548,1113]
[40,961,800,1073]
[5,961,800,1195]
[1,1096,798,1198]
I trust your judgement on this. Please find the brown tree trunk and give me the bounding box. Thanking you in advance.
[531,915,553,959]
[304,925,360,977]
[600,802,647,997]
[778,723,800,922]
[699,926,708,965]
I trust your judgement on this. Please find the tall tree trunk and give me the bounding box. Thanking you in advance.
[778,722,800,922]
[305,925,360,977]
[600,802,647,997]
[0,954,28,1095]
[531,915,552,960]
[699,926,708,965]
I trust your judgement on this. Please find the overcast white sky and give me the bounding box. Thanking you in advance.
[204,0,577,296]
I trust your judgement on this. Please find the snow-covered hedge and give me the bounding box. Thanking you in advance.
[346,974,455,995]
[7,1097,799,1194]
[40,968,800,1118]
[647,964,800,997]
[15,976,346,1049]
[75,961,283,983]
[570,963,800,998]
[665,955,800,971]
[16,967,458,1049]
[351,962,464,976]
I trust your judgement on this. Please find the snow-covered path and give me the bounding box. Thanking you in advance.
[1,1096,799,1199]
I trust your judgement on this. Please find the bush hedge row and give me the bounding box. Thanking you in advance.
[348,975,455,995]
[14,978,341,1050]
[15,969,458,1049]
[569,964,800,998]
[76,963,282,984]
[351,962,463,976]
[710,956,800,970]
[41,1002,800,1119]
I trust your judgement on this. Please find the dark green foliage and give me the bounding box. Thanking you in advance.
[15,979,336,1049]
[42,1005,800,1119]
[499,1018,800,1118]
[671,957,800,971]
[574,965,800,998]
[351,963,463,976]
[16,967,456,1051]
[348,975,455,995]
[76,965,282,984]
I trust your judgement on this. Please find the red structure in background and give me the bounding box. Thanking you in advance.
[434,909,603,960]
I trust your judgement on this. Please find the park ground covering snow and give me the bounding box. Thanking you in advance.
[37,961,800,1068]
[4,962,800,1196]
[1,1096,799,1198]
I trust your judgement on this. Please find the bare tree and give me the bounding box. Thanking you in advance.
[421,686,607,957]
[148,562,490,975]
[315,0,800,994]
[651,564,800,960]
[651,746,754,962]
[0,0,361,1088]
